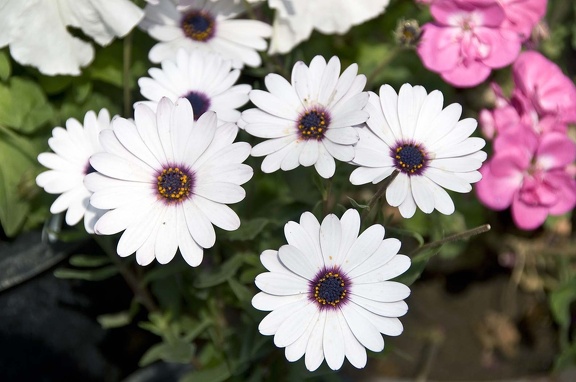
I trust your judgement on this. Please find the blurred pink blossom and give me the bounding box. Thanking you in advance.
[479,83,567,139]
[477,128,576,230]
[513,51,576,124]
[497,0,547,40]
[417,0,522,87]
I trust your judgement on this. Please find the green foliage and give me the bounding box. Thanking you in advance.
[0,77,54,133]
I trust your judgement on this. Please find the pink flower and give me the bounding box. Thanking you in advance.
[417,0,522,87]
[477,128,576,230]
[497,0,547,40]
[513,51,576,124]
[479,83,567,139]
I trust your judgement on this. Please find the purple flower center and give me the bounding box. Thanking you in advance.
[184,91,211,120]
[297,108,330,140]
[310,268,349,309]
[392,142,428,175]
[156,166,194,204]
[181,10,215,42]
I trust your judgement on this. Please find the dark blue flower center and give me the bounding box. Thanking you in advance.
[313,271,346,307]
[393,142,428,175]
[184,91,211,120]
[298,108,330,140]
[157,167,194,203]
[181,10,215,42]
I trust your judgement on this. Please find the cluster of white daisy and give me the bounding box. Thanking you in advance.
[29,0,487,374]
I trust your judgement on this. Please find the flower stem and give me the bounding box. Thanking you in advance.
[416,224,492,255]
[361,171,398,221]
[366,46,401,89]
[94,235,159,313]
[322,177,333,217]
[123,32,133,118]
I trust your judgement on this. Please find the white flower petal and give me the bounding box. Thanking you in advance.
[279,244,319,281]
[255,272,309,296]
[320,213,342,268]
[386,173,409,207]
[284,220,324,269]
[342,224,385,273]
[304,310,327,371]
[351,281,411,302]
[323,311,346,370]
[341,303,384,352]
[274,301,318,347]
[183,200,216,248]
[155,206,178,264]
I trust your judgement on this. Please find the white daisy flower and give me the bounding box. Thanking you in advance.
[36,109,112,234]
[85,97,253,267]
[268,0,390,54]
[350,84,487,218]
[242,55,369,179]
[0,0,144,76]
[140,0,272,68]
[252,209,411,371]
[137,49,250,125]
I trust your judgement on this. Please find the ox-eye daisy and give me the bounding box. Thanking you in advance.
[252,209,411,371]
[350,84,487,218]
[85,97,253,266]
[137,49,250,125]
[140,0,272,68]
[242,55,369,179]
[36,109,112,234]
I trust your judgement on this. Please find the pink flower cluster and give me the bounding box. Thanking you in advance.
[416,0,547,87]
[476,51,576,230]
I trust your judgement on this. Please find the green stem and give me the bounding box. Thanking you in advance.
[361,171,398,221]
[123,32,133,118]
[94,235,159,312]
[412,224,492,258]
[366,46,401,89]
[322,177,333,217]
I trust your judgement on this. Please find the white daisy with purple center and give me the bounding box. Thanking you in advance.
[242,55,369,178]
[350,83,487,218]
[85,97,253,266]
[140,0,272,68]
[36,109,112,233]
[252,209,411,371]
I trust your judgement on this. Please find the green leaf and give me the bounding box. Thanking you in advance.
[69,254,111,267]
[227,278,253,303]
[395,244,443,286]
[346,196,369,210]
[550,277,576,330]
[194,254,245,288]
[0,134,36,236]
[180,363,231,382]
[0,51,11,81]
[0,77,53,133]
[53,265,119,281]
[223,218,270,241]
[97,310,133,329]
[139,339,195,366]
[554,341,576,371]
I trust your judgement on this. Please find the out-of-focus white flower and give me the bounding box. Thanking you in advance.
[86,97,253,266]
[0,0,144,76]
[140,0,272,68]
[242,55,368,179]
[36,110,112,233]
[137,49,250,125]
[268,0,390,54]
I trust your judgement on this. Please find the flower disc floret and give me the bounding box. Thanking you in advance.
[298,108,330,140]
[156,166,194,203]
[311,269,348,308]
[181,10,215,42]
[393,142,428,175]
